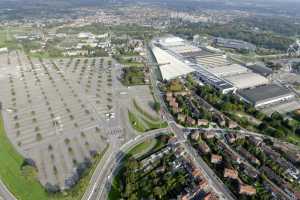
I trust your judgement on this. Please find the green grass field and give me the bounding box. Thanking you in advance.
[141,116,168,130]
[129,100,168,133]
[0,116,108,200]
[287,134,300,146]
[128,110,147,132]
[133,99,159,121]
[127,139,157,156]
[115,56,143,67]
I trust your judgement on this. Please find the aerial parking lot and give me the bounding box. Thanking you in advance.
[0,51,120,190]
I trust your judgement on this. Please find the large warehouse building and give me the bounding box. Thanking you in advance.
[224,72,270,89]
[151,36,295,108]
[237,84,295,108]
[151,45,195,80]
[151,36,236,93]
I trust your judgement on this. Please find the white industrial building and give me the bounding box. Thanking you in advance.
[151,45,195,80]
[195,54,229,67]
[202,63,249,77]
[224,72,270,90]
[151,36,235,93]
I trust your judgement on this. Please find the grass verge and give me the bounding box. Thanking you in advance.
[128,110,147,132]
[133,99,159,121]
[127,139,157,157]
[141,116,168,130]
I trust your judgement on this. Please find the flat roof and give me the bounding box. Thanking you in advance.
[180,50,212,58]
[204,64,249,77]
[224,72,269,89]
[238,84,294,104]
[246,64,272,77]
[151,45,195,80]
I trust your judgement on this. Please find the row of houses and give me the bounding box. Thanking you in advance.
[191,130,257,196]
[168,137,220,200]
[166,92,210,127]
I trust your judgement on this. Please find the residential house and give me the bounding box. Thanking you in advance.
[177,114,186,123]
[243,165,259,179]
[211,154,222,164]
[224,168,238,179]
[225,133,236,144]
[192,168,203,179]
[198,119,209,127]
[213,113,225,127]
[168,136,178,146]
[239,184,256,196]
[237,147,260,165]
[262,166,283,185]
[248,136,263,147]
[227,120,238,129]
[197,142,211,154]
[203,131,215,140]
[203,192,219,200]
[186,116,196,126]
[191,131,200,141]
[224,149,241,164]
[198,179,209,191]
[174,91,191,97]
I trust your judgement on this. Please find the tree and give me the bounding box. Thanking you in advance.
[153,101,161,112]
[36,133,42,141]
[153,186,163,199]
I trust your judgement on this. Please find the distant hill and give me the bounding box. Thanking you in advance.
[1,0,300,18]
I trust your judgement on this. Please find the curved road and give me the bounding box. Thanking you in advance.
[81,128,170,200]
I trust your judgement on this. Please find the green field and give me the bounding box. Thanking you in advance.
[115,56,143,67]
[131,100,168,132]
[141,116,168,130]
[0,116,108,200]
[133,99,159,121]
[287,134,300,146]
[127,139,157,156]
[128,110,147,132]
